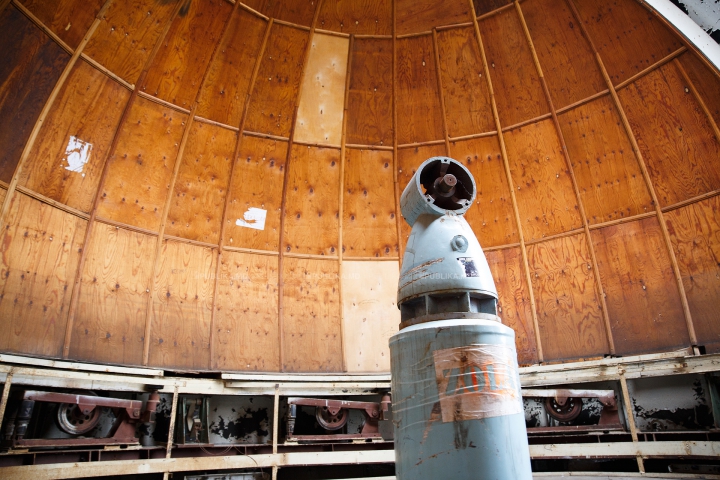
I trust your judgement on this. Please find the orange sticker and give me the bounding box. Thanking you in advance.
[433,344,523,422]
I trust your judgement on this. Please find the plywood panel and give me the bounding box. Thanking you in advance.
[196,10,267,126]
[591,217,689,355]
[396,35,444,144]
[70,222,154,365]
[619,64,720,207]
[165,122,236,244]
[397,144,446,254]
[479,8,548,127]
[679,52,720,129]
[343,149,397,257]
[449,136,518,248]
[665,197,720,353]
[0,6,69,183]
[142,0,231,109]
[294,33,349,146]
[528,233,607,361]
[282,257,342,372]
[346,38,393,147]
[214,251,279,371]
[436,27,494,137]
[572,0,682,85]
[245,24,310,137]
[486,247,538,365]
[20,0,104,49]
[224,136,287,251]
[342,260,399,372]
[84,0,178,85]
[317,0,392,35]
[472,0,511,17]
[504,120,582,241]
[559,95,652,224]
[20,60,131,213]
[283,145,340,256]
[520,0,605,109]
[0,193,86,357]
[149,241,215,370]
[395,0,472,35]
[243,0,317,27]
[96,96,187,232]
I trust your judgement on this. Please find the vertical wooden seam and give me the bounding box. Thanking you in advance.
[514,1,616,354]
[338,35,354,373]
[165,385,179,460]
[674,58,720,144]
[142,105,197,366]
[431,28,451,156]
[468,0,544,362]
[392,0,402,266]
[565,0,698,348]
[62,0,187,358]
[272,384,279,453]
[210,16,273,369]
[277,0,324,372]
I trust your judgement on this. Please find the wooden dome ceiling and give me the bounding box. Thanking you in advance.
[0,0,719,373]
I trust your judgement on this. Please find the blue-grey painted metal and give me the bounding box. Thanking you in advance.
[400,157,476,227]
[390,155,532,480]
[398,213,497,305]
[390,319,532,480]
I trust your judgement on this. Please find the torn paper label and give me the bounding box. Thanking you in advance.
[63,135,92,174]
[433,344,523,422]
[236,207,267,230]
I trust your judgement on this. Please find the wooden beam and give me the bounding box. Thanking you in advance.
[514,0,615,354]
[338,35,354,373]
[614,46,686,90]
[142,105,197,366]
[209,17,274,369]
[468,0,544,362]
[0,353,163,376]
[564,0,698,349]
[2,442,720,479]
[272,385,280,454]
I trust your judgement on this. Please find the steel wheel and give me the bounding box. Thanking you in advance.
[56,391,101,435]
[545,397,582,422]
[315,406,348,431]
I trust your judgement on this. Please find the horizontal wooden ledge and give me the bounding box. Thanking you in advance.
[345,143,393,151]
[524,227,584,246]
[3,442,719,479]
[293,139,342,150]
[434,21,474,32]
[273,18,310,31]
[136,91,192,115]
[556,89,610,115]
[314,28,349,38]
[194,115,240,131]
[95,216,159,236]
[397,139,445,149]
[354,34,393,39]
[236,1,269,21]
[162,233,218,249]
[224,381,391,392]
[284,252,339,260]
[222,372,390,381]
[223,245,279,256]
[449,130,498,142]
[15,187,90,220]
[615,46,687,91]
[0,353,163,377]
[80,54,134,91]
[243,130,289,142]
[396,30,432,39]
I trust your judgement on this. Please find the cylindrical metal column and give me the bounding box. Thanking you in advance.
[390,318,531,479]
